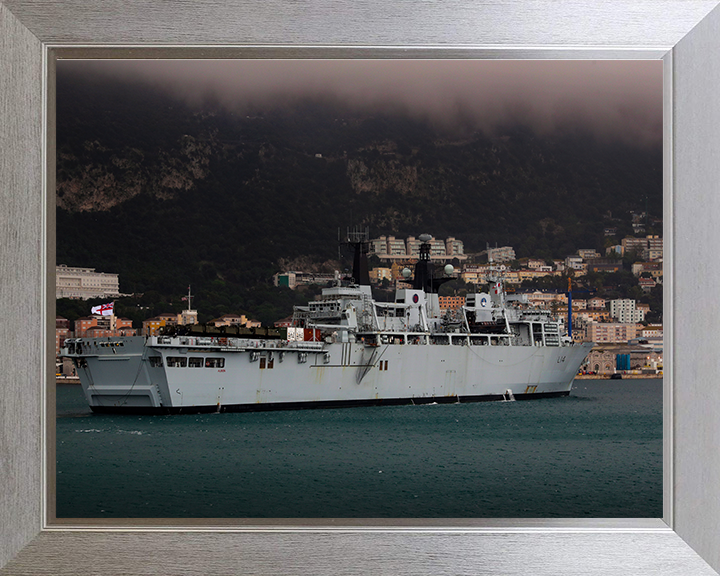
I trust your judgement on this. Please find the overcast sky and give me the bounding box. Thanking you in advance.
[59,59,662,146]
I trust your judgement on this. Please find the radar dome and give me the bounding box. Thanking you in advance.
[402,268,412,278]
[444,264,454,275]
[418,233,432,243]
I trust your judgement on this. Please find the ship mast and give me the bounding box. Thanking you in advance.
[186,285,193,311]
[486,242,505,307]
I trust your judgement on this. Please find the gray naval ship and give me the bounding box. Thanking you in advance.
[61,232,593,414]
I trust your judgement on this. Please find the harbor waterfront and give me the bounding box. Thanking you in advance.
[56,377,662,519]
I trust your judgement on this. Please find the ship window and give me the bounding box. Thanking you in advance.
[259,357,266,369]
[206,358,225,368]
[189,357,204,368]
[148,356,163,367]
[167,357,187,368]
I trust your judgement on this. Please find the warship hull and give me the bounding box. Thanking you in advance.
[64,335,593,414]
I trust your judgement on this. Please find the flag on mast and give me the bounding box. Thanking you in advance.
[91,302,114,316]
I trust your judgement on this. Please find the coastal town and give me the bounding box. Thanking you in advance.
[56,223,663,380]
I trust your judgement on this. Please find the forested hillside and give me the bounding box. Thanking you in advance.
[56,70,662,325]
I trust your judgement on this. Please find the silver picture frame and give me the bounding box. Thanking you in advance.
[2,1,720,574]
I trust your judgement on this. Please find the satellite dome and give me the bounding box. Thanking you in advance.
[402,267,412,278]
[444,264,454,275]
[418,233,432,243]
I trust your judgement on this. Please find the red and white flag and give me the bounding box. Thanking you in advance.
[91,302,114,316]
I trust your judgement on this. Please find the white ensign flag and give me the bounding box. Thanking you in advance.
[91,302,114,316]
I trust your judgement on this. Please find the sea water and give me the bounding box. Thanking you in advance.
[56,379,662,518]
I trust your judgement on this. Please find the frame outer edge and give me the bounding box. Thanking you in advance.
[671,3,720,572]
[2,0,719,46]
[2,0,720,574]
[0,1,44,570]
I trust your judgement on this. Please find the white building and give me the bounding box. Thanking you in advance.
[56,265,120,300]
[578,249,601,259]
[445,237,465,258]
[487,246,515,263]
[370,235,467,261]
[610,299,645,323]
[565,255,585,270]
[406,236,422,258]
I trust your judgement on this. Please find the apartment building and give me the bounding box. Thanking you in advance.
[585,322,639,344]
[487,246,515,262]
[438,295,465,310]
[142,313,180,336]
[209,314,246,326]
[74,315,135,338]
[513,269,555,283]
[610,299,645,323]
[387,236,407,257]
[56,264,120,300]
[575,309,612,323]
[588,297,606,309]
[429,238,446,257]
[643,248,663,261]
[642,325,663,339]
[577,249,601,259]
[55,317,70,356]
[632,261,663,279]
[208,314,259,327]
[370,237,388,255]
[460,268,483,284]
[526,291,568,308]
[639,277,657,292]
[445,237,465,258]
[585,259,622,273]
[406,236,422,258]
[622,235,663,257]
[565,255,585,270]
[526,259,546,270]
[370,235,467,261]
[274,271,337,289]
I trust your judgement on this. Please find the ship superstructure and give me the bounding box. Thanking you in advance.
[61,232,592,414]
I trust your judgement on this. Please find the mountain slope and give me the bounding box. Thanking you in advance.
[55,71,662,323]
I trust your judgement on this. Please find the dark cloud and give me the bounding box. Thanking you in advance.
[59,59,662,146]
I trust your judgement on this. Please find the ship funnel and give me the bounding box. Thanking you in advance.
[344,226,371,286]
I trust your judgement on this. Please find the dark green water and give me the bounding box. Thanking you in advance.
[56,379,662,518]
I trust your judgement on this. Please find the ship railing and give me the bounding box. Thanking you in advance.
[151,334,329,351]
[285,341,325,350]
